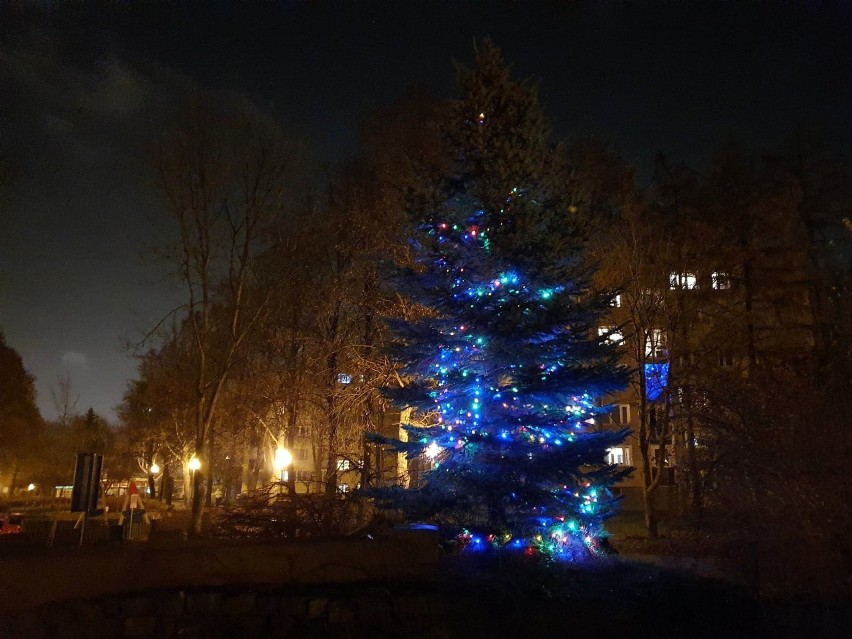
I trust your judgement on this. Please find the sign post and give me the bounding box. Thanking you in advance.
[71,453,104,546]
[119,481,147,540]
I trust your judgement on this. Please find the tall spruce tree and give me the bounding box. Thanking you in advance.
[370,43,629,559]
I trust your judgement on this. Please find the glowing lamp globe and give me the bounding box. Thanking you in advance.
[274,447,292,472]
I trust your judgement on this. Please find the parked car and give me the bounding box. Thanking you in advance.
[0,513,23,534]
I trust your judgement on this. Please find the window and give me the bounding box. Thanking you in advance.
[669,272,697,290]
[609,403,630,424]
[295,470,312,482]
[606,446,631,466]
[650,445,669,466]
[640,288,664,305]
[337,483,350,494]
[677,352,696,368]
[598,326,624,344]
[336,458,352,472]
[712,271,732,290]
[645,328,666,358]
[644,362,669,402]
[611,293,622,308]
[296,424,309,438]
[336,373,352,384]
[296,447,309,461]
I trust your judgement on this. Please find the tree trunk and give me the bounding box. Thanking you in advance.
[9,461,18,495]
[163,463,173,507]
[146,442,156,499]
[742,256,758,373]
[672,422,688,516]
[286,402,297,494]
[685,410,702,522]
[189,435,206,538]
[182,459,192,507]
[324,392,343,496]
[642,487,659,539]
[638,372,660,540]
[361,434,371,489]
[240,446,251,494]
[205,425,215,508]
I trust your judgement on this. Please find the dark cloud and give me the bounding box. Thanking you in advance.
[60,350,89,369]
[0,19,189,420]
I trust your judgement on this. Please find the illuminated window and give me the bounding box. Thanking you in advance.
[645,329,666,358]
[650,445,669,467]
[606,447,631,466]
[669,272,697,290]
[336,373,352,384]
[641,288,664,305]
[645,362,669,402]
[712,271,732,290]
[598,326,624,344]
[611,293,622,307]
[337,483,350,493]
[336,458,352,472]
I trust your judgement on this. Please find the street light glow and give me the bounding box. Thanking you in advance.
[188,456,201,472]
[274,447,292,472]
[425,442,442,459]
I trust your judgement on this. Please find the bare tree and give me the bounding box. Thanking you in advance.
[303,165,406,495]
[150,94,296,536]
[594,201,675,538]
[50,371,79,427]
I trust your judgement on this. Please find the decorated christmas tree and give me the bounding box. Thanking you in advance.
[371,42,630,560]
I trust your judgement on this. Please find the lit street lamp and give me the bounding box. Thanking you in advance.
[425,442,442,460]
[149,461,161,500]
[188,455,201,502]
[274,447,292,487]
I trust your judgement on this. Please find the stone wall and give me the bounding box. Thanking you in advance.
[3,528,845,639]
[0,528,437,613]
[0,564,790,639]
[3,582,459,639]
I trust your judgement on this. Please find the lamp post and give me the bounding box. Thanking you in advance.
[149,462,161,500]
[273,447,292,493]
[188,455,201,502]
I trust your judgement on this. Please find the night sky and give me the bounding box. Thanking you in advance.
[1,1,850,421]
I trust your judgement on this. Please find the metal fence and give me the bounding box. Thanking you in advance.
[0,515,151,552]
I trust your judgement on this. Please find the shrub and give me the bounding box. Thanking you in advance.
[211,485,373,539]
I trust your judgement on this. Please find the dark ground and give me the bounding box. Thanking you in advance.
[2,502,849,637]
